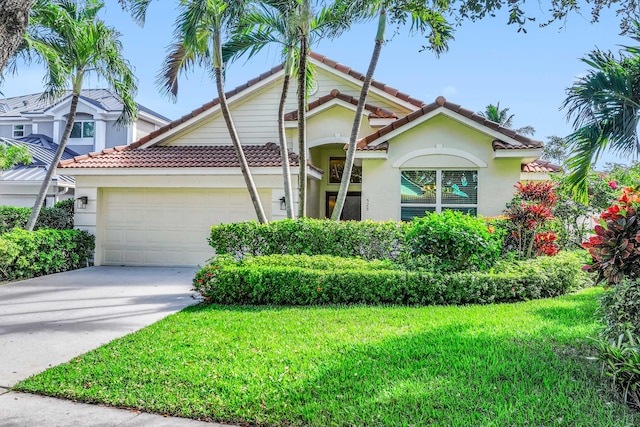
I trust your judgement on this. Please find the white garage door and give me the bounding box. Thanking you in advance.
[100,188,269,266]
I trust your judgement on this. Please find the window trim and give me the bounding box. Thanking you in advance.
[12,124,25,138]
[70,120,95,139]
[400,169,479,219]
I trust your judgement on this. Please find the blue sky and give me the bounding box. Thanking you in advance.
[1,1,634,165]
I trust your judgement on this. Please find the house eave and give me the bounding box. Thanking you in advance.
[57,166,318,177]
[493,148,542,160]
[354,151,388,159]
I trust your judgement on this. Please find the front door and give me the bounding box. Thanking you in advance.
[326,192,361,220]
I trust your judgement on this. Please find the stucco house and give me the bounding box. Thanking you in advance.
[0,89,170,206]
[58,53,556,267]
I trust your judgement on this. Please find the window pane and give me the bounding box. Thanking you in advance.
[401,206,435,221]
[441,170,478,205]
[83,121,95,138]
[329,157,361,184]
[13,125,24,137]
[401,170,437,204]
[70,122,82,138]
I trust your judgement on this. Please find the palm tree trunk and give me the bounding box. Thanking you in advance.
[297,33,308,218]
[213,65,268,224]
[278,72,295,219]
[0,0,33,72]
[331,9,386,221]
[26,92,79,231]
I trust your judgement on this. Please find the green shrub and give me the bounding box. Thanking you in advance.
[208,218,407,261]
[591,332,640,409]
[0,203,74,233]
[0,238,19,280]
[598,279,640,342]
[1,229,94,280]
[405,210,502,271]
[193,251,588,306]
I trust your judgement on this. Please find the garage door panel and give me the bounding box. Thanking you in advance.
[100,188,268,266]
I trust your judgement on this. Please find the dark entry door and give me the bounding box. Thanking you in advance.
[326,192,361,220]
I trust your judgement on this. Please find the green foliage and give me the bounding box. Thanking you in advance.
[598,279,640,342]
[0,143,32,170]
[194,251,588,306]
[0,228,94,280]
[0,203,74,233]
[405,210,502,272]
[209,218,407,261]
[591,331,640,409]
[0,238,19,280]
[582,188,640,286]
[502,181,560,259]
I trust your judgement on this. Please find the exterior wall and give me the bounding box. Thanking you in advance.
[361,114,521,220]
[135,118,157,140]
[0,182,74,207]
[305,106,377,148]
[37,122,53,137]
[105,121,128,148]
[0,123,32,138]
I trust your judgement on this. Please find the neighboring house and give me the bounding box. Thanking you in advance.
[0,89,169,207]
[58,53,557,267]
[0,89,170,155]
[0,134,78,207]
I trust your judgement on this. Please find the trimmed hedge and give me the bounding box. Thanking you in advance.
[0,228,94,280]
[0,199,75,233]
[194,251,589,306]
[209,218,407,261]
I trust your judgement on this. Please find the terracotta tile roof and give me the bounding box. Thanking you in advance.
[356,141,388,151]
[521,159,562,173]
[59,142,302,169]
[309,53,425,108]
[284,89,398,121]
[357,96,545,150]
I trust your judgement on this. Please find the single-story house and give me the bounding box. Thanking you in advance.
[58,53,557,267]
[0,134,78,207]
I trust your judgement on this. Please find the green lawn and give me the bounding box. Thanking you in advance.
[15,287,640,426]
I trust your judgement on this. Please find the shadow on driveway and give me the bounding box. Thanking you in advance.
[0,266,199,388]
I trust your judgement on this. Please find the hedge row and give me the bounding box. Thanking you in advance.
[193,252,589,306]
[209,214,503,272]
[0,199,75,233]
[0,228,94,281]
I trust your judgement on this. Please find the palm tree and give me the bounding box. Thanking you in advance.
[222,0,349,218]
[331,0,453,220]
[0,0,33,73]
[18,0,137,231]
[157,0,269,223]
[562,27,640,202]
[478,102,536,136]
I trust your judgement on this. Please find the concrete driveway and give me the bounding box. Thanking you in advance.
[0,266,223,426]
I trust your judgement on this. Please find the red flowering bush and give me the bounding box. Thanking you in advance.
[582,187,640,286]
[502,181,560,259]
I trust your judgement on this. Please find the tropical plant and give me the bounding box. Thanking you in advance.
[124,0,268,223]
[562,24,640,203]
[541,135,569,165]
[502,181,560,259]
[0,0,33,73]
[0,142,31,170]
[477,102,536,136]
[331,0,454,220]
[223,0,350,218]
[15,0,137,231]
[582,186,640,286]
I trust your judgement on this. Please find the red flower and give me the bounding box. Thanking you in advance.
[317,287,322,291]
[609,181,618,190]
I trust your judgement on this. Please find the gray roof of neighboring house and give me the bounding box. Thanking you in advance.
[0,135,77,185]
[0,89,170,122]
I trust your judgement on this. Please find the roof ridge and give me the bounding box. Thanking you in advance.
[284,88,398,121]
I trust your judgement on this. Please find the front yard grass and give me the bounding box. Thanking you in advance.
[15,287,640,426]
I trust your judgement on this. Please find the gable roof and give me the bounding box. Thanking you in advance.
[132,53,423,149]
[0,135,77,185]
[0,89,170,122]
[357,96,544,150]
[284,89,397,121]
[59,142,304,170]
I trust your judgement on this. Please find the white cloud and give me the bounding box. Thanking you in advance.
[442,86,459,97]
